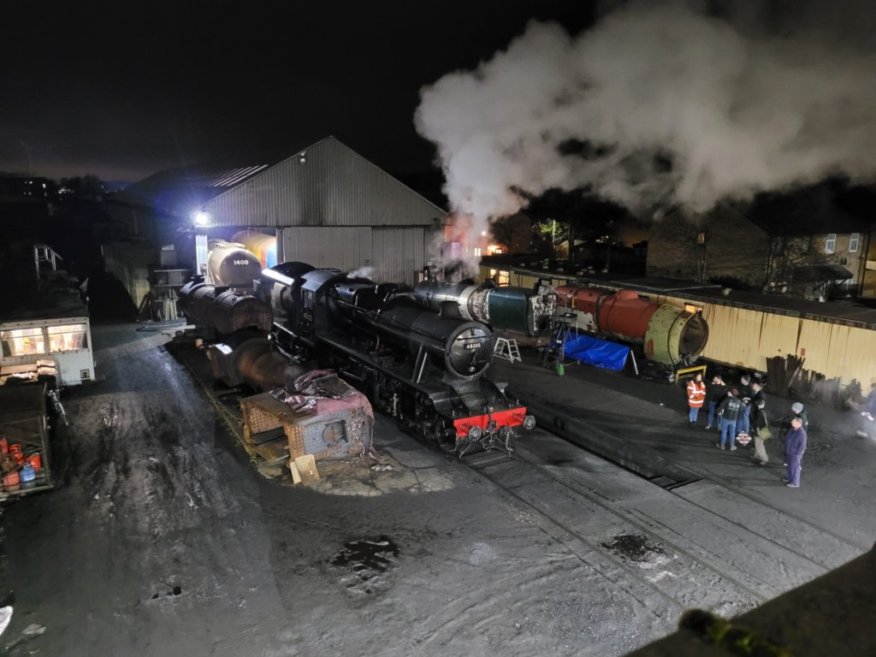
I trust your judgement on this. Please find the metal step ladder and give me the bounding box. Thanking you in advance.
[493,337,521,363]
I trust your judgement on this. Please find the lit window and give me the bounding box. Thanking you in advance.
[849,233,860,253]
[489,268,497,278]
[47,324,88,352]
[473,247,482,257]
[497,270,510,286]
[825,233,836,254]
[684,304,701,315]
[1,327,46,357]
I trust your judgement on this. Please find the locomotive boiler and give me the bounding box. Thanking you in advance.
[410,279,556,342]
[178,278,273,336]
[206,328,303,391]
[257,263,534,454]
[554,285,709,366]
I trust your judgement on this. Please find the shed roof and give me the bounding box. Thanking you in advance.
[110,136,447,227]
[112,160,277,219]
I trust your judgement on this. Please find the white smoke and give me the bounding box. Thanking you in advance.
[415,0,876,227]
[347,266,376,280]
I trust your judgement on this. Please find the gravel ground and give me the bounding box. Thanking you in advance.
[1,323,873,657]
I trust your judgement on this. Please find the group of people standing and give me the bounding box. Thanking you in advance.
[685,372,808,488]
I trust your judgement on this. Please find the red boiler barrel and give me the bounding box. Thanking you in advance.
[554,285,708,365]
[596,290,659,341]
[556,287,657,342]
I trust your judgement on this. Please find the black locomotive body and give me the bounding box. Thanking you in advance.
[257,263,534,454]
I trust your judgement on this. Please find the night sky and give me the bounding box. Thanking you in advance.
[1,1,595,183]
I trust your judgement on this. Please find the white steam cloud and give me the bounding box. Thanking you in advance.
[415,0,876,230]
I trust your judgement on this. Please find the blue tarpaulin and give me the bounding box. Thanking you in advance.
[562,333,631,371]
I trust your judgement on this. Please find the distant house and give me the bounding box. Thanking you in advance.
[647,204,771,289]
[647,187,876,301]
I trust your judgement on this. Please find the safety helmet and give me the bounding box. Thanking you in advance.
[791,402,804,414]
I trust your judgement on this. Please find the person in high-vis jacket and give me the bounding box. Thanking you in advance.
[686,373,706,429]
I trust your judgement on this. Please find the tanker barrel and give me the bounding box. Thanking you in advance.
[206,242,263,290]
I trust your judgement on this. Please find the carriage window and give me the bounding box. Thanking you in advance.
[302,290,314,310]
[47,324,88,352]
[1,327,47,357]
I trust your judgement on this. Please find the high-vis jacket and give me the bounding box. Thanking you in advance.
[687,380,706,408]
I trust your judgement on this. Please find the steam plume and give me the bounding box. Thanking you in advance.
[415,0,876,233]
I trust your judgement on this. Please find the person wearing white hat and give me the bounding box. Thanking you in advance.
[790,401,807,426]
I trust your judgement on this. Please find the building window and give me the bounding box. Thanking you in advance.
[497,270,510,287]
[849,232,860,253]
[825,233,836,254]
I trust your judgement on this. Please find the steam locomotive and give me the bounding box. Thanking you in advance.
[256,263,535,454]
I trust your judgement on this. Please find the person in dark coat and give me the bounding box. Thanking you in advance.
[749,381,765,427]
[737,374,753,436]
[717,388,743,451]
[784,417,807,488]
[781,401,809,467]
[705,375,727,431]
[751,399,771,465]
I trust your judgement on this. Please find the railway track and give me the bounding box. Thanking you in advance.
[462,424,863,620]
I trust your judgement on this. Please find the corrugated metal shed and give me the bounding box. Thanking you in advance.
[203,136,445,228]
[107,136,447,287]
[279,226,428,284]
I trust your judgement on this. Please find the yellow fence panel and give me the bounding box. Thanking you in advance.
[797,319,834,375]
[756,313,800,372]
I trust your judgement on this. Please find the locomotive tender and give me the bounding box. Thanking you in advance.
[257,263,535,454]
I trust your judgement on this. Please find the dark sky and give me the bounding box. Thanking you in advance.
[1,1,596,183]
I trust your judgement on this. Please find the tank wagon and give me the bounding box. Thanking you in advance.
[256,263,535,454]
[554,285,709,366]
[205,240,264,290]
